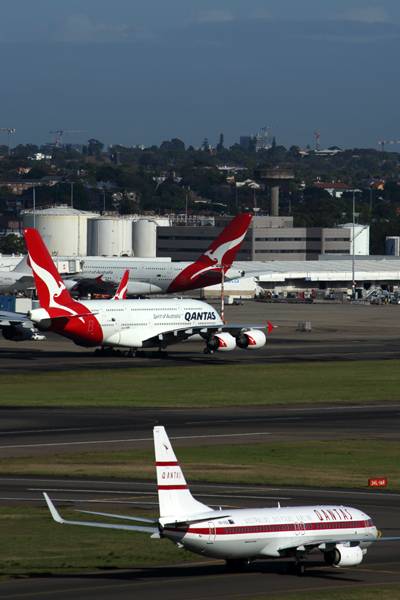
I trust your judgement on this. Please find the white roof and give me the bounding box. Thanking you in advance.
[233,259,400,283]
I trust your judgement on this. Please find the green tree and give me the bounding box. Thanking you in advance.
[0,234,26,254]
[87,139,104,157]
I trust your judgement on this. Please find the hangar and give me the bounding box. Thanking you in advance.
[202,257,400,299]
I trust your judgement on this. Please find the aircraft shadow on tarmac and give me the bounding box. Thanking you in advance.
[45,560,363,583]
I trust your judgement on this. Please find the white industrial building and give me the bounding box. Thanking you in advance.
[22,207,98,256]
[21,206,170,257]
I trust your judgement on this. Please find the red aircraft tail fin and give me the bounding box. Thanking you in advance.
[194,213,252,269]
[23,228,75,310]
[112,270,129,300]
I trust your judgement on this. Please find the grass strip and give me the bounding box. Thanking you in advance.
[1,507,400,591]
[0,360,400,406]
[0,440,398,489]
[0,505,189,580]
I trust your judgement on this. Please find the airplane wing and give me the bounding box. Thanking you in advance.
[43,493,159,535]
[13,275,35,285]
[143,321,275,346]
[63,275,118,296]
[0,311,46,341]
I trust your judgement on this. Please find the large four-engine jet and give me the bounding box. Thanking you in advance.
[63,213,252,297]
[0,268,130,343]
[0,235,51,294]
[44,426,397,576]
[24,228,271,355]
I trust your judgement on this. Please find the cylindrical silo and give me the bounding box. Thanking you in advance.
[22,207,98,256]
[88,217,133,256]
[132,219,157,257]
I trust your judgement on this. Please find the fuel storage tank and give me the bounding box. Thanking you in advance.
[22,206,97,256]
[88,217,133,256]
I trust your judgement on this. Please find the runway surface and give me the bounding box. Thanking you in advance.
[0,403,399,457]
[1,301,400,597]
[1,301,400,372]
[1,476,400,599]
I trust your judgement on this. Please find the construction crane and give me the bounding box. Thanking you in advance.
[378,140,400,151]
[48,130,88,145]
[261,126,278,138]
[0,127,15,155]
[315,131,320,151]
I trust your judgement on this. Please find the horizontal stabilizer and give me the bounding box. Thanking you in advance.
[44,493,159,534]
[77,509,157,524]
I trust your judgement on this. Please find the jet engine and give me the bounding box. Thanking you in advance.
[206,332,236,352]
[2,324,46,342]
[324,544,364,567]
[236,329,266,350]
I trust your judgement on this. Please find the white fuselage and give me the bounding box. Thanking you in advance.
[0,271,34,293]
[76,259,244,295]
[94,298,221,347]
[31,297,223,349]
[161,505,377,560]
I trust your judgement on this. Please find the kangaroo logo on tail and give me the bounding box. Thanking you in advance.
[28,253,78,317]
[190,230,248,281]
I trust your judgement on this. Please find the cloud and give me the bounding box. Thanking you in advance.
[247,9,272,21]
[329,6,391,23]
[186,10,235,25]
[47,13,141,43]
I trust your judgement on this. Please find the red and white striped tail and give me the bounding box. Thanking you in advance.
[154,426,211,519]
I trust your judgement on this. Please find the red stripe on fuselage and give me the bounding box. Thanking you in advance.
[175,519,371,536]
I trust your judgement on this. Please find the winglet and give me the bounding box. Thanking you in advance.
[267,321,276,334]
[43,492,64,524]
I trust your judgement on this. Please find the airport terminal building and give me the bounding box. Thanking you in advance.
[157,216,352,262]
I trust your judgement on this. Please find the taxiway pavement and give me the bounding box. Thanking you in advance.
[1,301,400,373]
[1,476,399,599]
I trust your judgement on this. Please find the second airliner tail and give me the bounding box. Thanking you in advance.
[194,213,252,269]
[154,426,212,519]
[111,270,129,300]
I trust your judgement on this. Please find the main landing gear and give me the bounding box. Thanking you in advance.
[94,347,122,357]
[94,348,169,359]
[203,347,214,354]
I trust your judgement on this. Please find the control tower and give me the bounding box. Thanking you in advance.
[254,168,295,216]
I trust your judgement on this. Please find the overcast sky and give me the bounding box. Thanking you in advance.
[1,1,399,151]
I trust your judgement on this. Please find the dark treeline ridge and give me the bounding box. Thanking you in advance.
[1,139,400,255]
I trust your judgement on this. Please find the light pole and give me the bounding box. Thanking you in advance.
[33,186,36,229]
[219,264,227,324]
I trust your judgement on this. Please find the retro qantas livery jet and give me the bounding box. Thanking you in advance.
[64,213,252,297]
[24,228,271,355]
[44,426,397,576]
